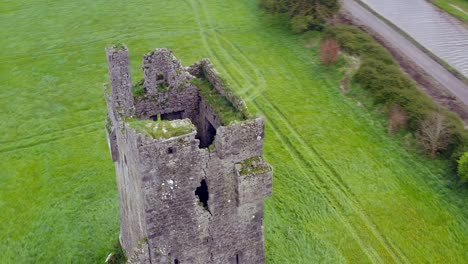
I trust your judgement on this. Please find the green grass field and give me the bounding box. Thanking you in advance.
[433,0,468,22]
[1,0,467,263]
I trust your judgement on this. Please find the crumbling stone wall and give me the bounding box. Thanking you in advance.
[106,47,135,117]
[143,49,193,96]
[105,46,272,264]
[189,59,248,116]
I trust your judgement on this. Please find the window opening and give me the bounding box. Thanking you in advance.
[157,72,165,81]
[195,179,211,214]
[198,119,216,148]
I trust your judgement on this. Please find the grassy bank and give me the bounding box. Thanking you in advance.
[1,0,467,263]
[432,0,468,22]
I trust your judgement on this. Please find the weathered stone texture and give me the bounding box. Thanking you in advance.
[106,47,135,117]
[143,49,193,96]
[197,59,248,114]
[105,46,272,264]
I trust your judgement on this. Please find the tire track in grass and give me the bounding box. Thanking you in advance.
[263,104,383,263]
[0,120,103,145]
[271,63,411,263]
[0,122,102,154]
[191,1,408,262]
[193,0,382,262]
[255,96,403,263]
[213,31,265,101]
[253,56,408,262]
[187,0,262,102]
[197,0,265,101]
[193,0,389,261]
[255,42,410,263]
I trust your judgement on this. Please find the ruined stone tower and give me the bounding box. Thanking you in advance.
[104,45,272,263]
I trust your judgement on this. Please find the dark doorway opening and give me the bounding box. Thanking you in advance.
[161,111,184,120]
[150,111,183,122]
[198,119,216,148]
[162,111,183,121]
[150,115,158,121]
[195,180,210,213]
[174,259,179,264]
[236,254,239,264]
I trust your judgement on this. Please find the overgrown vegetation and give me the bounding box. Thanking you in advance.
[127,118,195,140]
[258,0,340,32]
[458,152,468,183]
[388,105,408,136]
[132,79,146,98]
[319,39,340,65]
[324,25,467,167]
[238,156,272,176]
[110,42,126,51]
[192,78,246,125]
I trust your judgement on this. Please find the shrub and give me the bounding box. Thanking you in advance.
[457,152,468,183]
[291,15,311,33]
[258,0,340,32]
[416,112,453,159]
[388,105,408,136]
[320,39,340,65]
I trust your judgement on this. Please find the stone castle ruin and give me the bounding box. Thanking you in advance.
[104,45,273,263]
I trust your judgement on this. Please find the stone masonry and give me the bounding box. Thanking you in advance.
[105,45,273,264]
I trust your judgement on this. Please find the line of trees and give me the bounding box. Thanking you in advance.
[258,0,340,32]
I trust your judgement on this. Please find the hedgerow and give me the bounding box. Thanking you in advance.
[258,0,340,32]
[325,25,467,172]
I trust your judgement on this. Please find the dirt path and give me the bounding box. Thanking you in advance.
[342,0,468,122]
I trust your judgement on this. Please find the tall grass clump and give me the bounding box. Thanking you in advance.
[458,152,468,183]
[324,25,467,171]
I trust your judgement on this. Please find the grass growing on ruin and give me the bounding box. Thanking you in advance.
[127,119,195,140]
[192,78,245,125]
[0,0,467,263]
[238,156,271,176]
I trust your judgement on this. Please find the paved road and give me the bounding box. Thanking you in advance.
[361,0,468,77]
[342,0,468,106]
